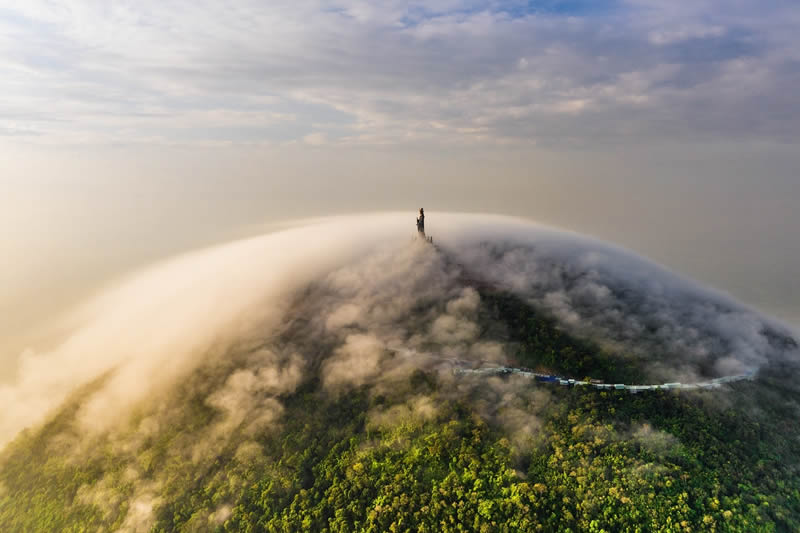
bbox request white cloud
[0,0,798,146]
[303,132,328,145]
[1,212,798,450]
[322,333,386,389]
[648,25,725,46]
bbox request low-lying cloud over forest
[2,213,800,531]
[2,213,797,449]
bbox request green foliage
[1,291,798,532]
[479,291,644,383]
[216,381,799,533]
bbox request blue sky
[0,0,798,148]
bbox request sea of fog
[1,212,798,448]
[3,196,799,376]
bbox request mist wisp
[2,212,798,452]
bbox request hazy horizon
[2,0,799,380]
[3,152,799,380]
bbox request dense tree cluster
[480,291,644,383]
[1,291,798,532]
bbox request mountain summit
[2,215,798,532]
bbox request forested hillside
[1,283,798,532]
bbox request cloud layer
[2,212,797,451]
[1,1,798,145]
[1,212,798,531]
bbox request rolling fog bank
[4,155,799,380]
[1,213,797,449]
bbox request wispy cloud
[0,1,797,146]
[3,213,798,448]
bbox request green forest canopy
[1,289,798,532]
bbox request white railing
[388,348,755,392]
[452,366,756,392]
